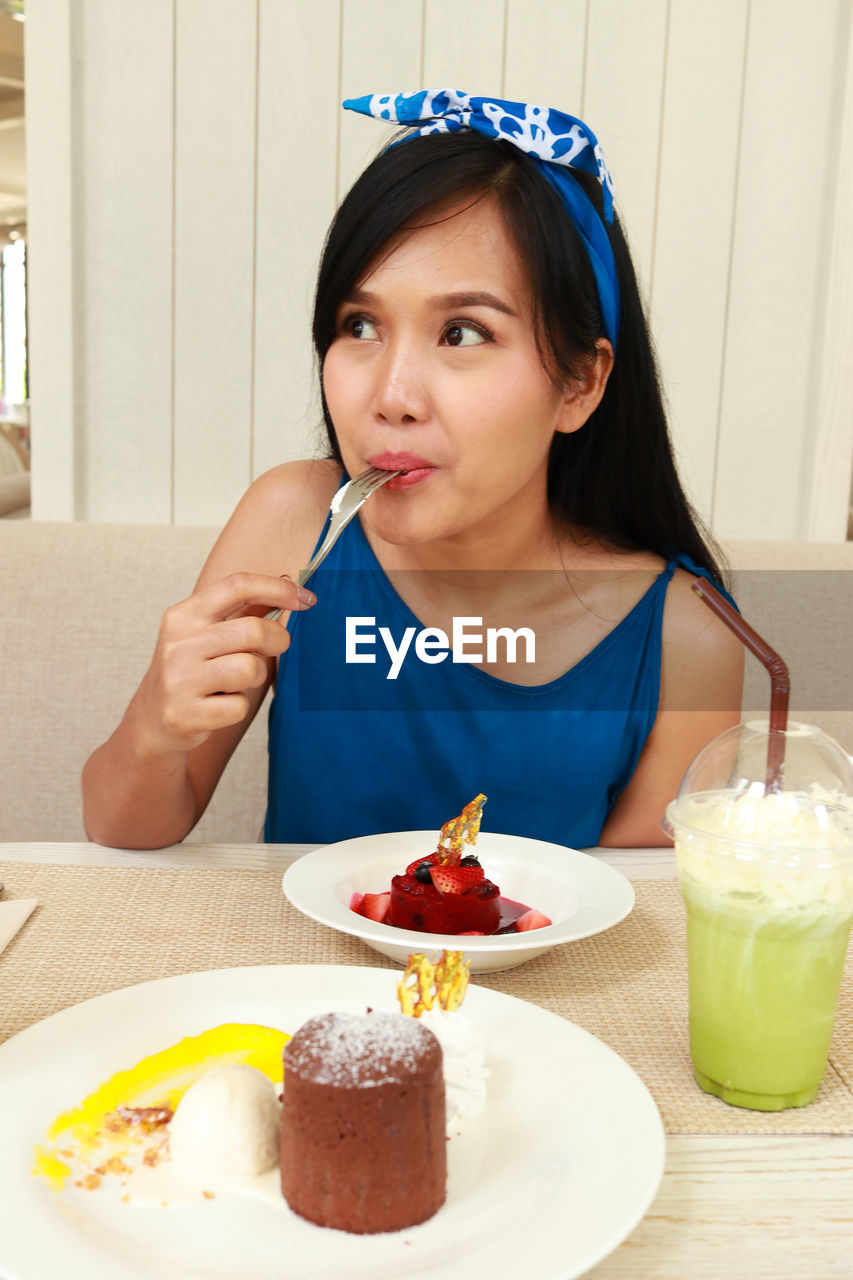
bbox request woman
[82,92,743,850]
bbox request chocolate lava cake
[280,1011,446,1234]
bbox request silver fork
[265,466,403,621]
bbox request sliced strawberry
[456,930,485,935]
[349,892,365,913]
[514,909,552,931]
[361,891,391,923]
[430,865,485,894]
[405,855,436,875]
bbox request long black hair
[312,129,725,582]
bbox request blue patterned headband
[343,89,620,348]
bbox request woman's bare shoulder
[197,458,340,586]
[661,567,733,642]
[660,568,744,705]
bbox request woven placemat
[1,862,850,1135]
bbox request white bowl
[283,830,634,973]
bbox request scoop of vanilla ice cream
[169,1063,280,1179]
[418,1007,489,1129]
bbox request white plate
[0,964,664,1280]
[283,831,635,972]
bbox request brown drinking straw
[690,579,791,790]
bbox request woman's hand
[82,459,338,849]
[132,572,315,759]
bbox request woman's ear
[555,340,615,435]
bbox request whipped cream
[674,786,853,849]
[418,1007,489,1130]
[670,788,853,914]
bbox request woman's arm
[598,570,745,847]
[81,460,338,849]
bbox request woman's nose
[371,343,430,426]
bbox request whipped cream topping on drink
[671,787,853,912]
[679,785,853,846]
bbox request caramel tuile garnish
[435,794,486,866]
[397,950,470,1017]
[397,955,435,1017]
[434,951,470,1012]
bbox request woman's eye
[442,322,490,348]
[343,315,378,340]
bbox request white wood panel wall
[26,0,853,539]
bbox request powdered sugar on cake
[283,1011,438,1088]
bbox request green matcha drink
[666,723,853,1111]
[677,858,852,1109]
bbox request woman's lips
[369,451,436,491]
[383,468,434,490]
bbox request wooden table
[1,841,851,1280]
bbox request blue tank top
[264,515,727,847]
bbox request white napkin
[0,899,38,955]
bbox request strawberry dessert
[390,852,501,934]
[350,796,552,936]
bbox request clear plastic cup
[664,721,853,1111]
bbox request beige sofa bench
[1,523,266,844]
[1,522,851,843]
